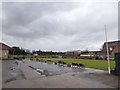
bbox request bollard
[36,58,39,61]
[20,58,22,60]
[30,58,33,61]
[67,64,71,67]
[54,62,57,65]
[58,61,62,64]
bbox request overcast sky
[2,1,118,52]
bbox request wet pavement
[2,59,118,88]
[2,60,25,84]
[23,59,85,77]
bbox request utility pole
[105,24,111,74]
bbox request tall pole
[13,48,14,59]
[105,24,111,74]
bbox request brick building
[0,43,11,59]
[62,51,97,59]
[62,40,120,60]
[99,40,120,60]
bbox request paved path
[2,60,118,88]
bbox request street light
[105,24,111,74]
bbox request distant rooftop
[0,42,12,50]
[103,40,120,47]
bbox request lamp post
[105,24,111,74]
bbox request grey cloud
[2,2,79,40]
[2,2,118,51]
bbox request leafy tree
[9,46,31,55]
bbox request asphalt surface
[2,59,118,88]
[2,60,25,84]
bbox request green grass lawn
[32,58,115,71]
[10,55,115,71]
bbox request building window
[4,52,7,56]
[110,47,113,51]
